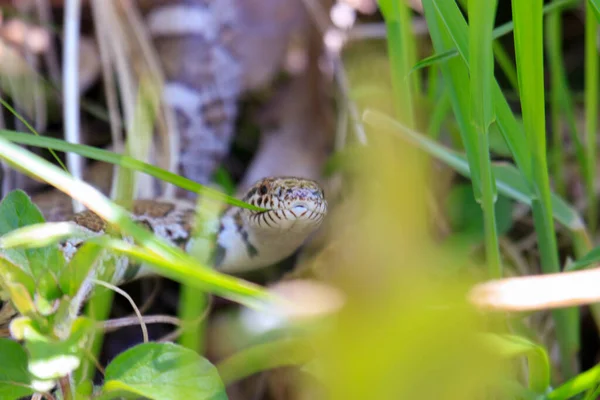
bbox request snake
[0,176,327,337]
[59,176,327,285]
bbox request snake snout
[291,203,308,214]
[290,199,326,216]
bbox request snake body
[59,176,327,285]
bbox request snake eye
[259,184,268,195]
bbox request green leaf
[479,333,550,393]
[58,242,103,298]
[0,338,35,399]
[102,342,227,400]
[0,255,36,296]
[25,317,94,380]
[446,184,513,240]
[217,338,313,385]
[0,222,86,250]
[0,190,65,283]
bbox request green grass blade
[468,0,501,278]
[412,0,578,76]
[362,109,585,232]
[0,129,264,211]
[0,97,68,172]
[426,0,531,179]
[589,0,600,21]
[547,363,600,399]
[426,90,451,139]
[511,0,578,378]
[178,197,221,354]
[379,0,418,126]
[545,8,588,223]
[421,0,482,197]
[546,9,567,196]
[492,41,519,94]
[0,136,273,308]
[585,0,599,233]
[410,50,459,75]
[565,246,600,272]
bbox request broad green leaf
[217,338,313,385]
[102,342,227,400]
[0,190,65,283]
[0,338,35,400]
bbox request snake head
[242,176,327,234]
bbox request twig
[91,279,148,343]
[58,375,73,400]
[101,314,180,332]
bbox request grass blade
[0,129,263,211]
[362,109,585,232]
[468,0,502,277]
[585,0,599,233]
[0,136,273,308]
[511,0,577,378]
[422,0,482,196]
[379,0,418,126]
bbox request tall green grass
[378,0,599,383]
